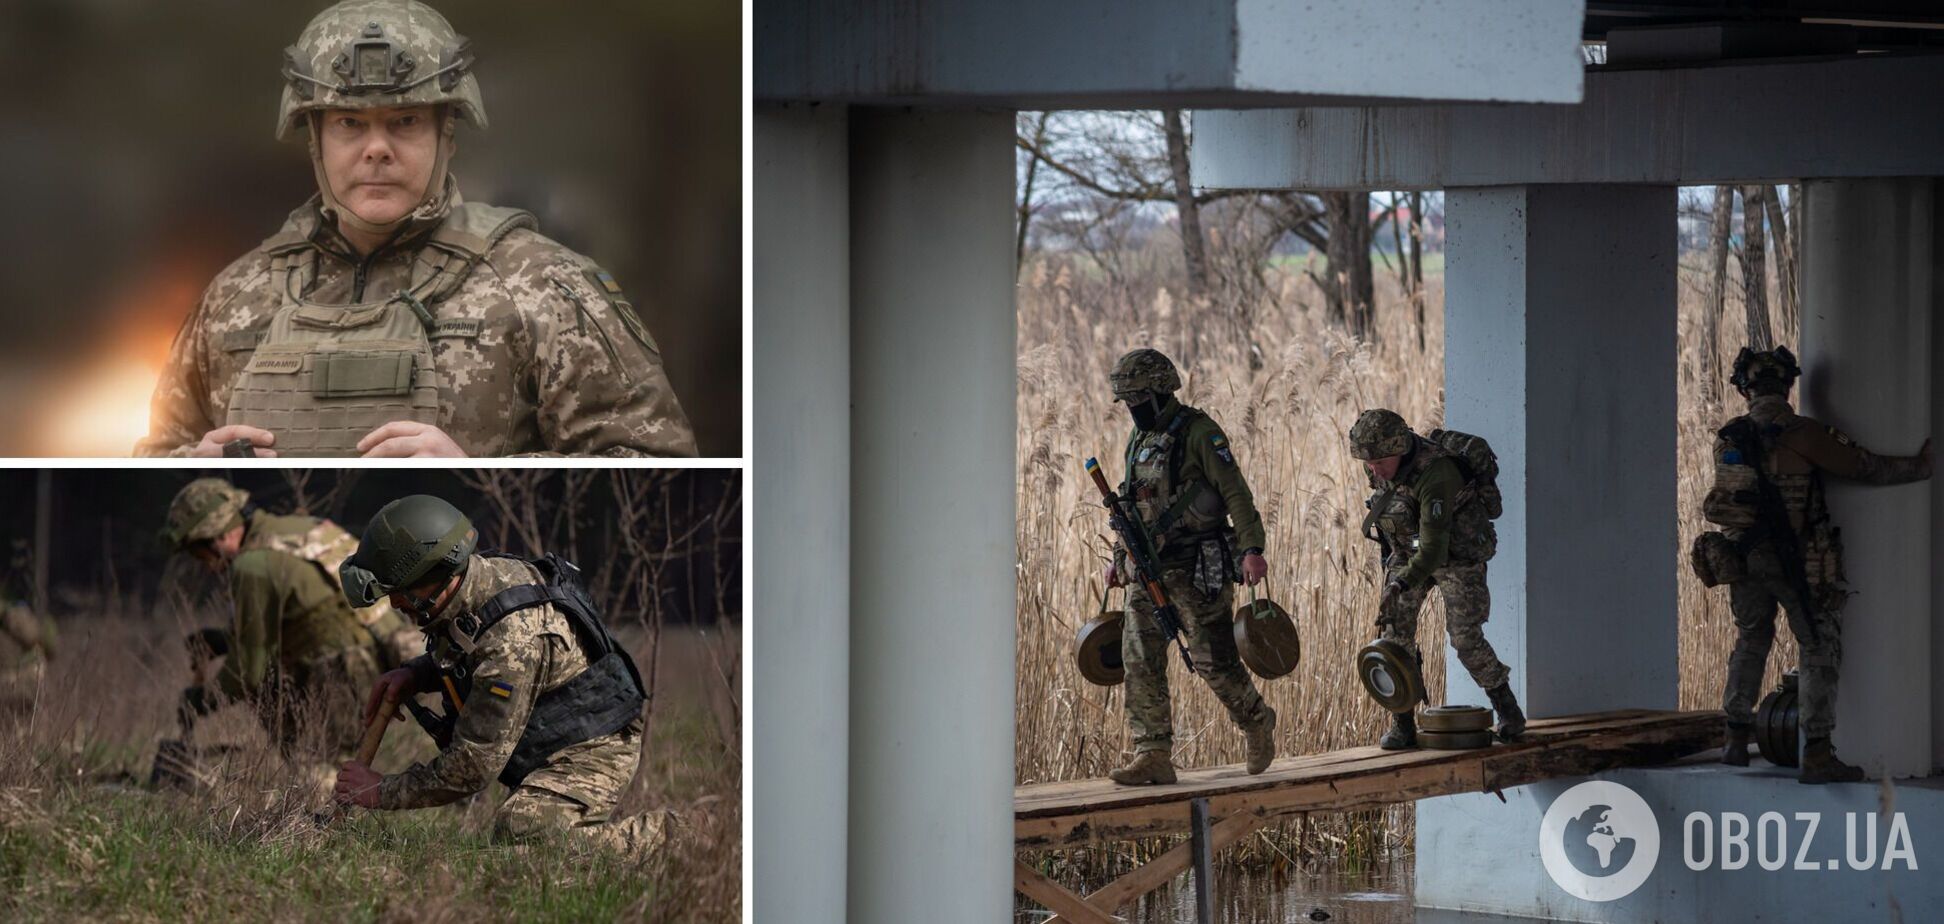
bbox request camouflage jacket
[219,510,377,698]
[1,600,55,668]
[136,192,696,458]
[379,555,597,810]
[1718,395,1932,539]
[1118,400,1267,562]
[1365,438,1496,588]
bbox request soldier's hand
[364,668,419,725]
[1240,551,1268,586]
[333,760,382,809]
[1104,562,1127,588]
[188,425,276,458]
[1378,577,1406,618]
[357,421,469,458]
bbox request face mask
[1128,395,1163,431]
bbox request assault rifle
[1085,456,1195,673]
[1721,419,1823,646]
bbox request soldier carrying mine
[1100,348,1277,786]
[1695,346,1932,783]
[1350,408,1524,749]
[137,0,695,459]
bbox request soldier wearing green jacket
[1352,409,1523,749]
[160,479,401,759]
[1103,348,1277,785]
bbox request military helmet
[159,479,251,550]
[1729,345,1801,393]
[276,0,487,142]
[1110,348,1181,399]
[1349,409,1414,461]
[339,495,477,607]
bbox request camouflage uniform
[135,0,694,459]
[1110,353,1271,757]
[1363,440,1508,693]
[379,555,665,852]
[163,479,394,757]
[1715,393,1931,740]
[0,600,55,689]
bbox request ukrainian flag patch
[487,680,515,699]
[1212,433,1235,464]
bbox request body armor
[223,202,535,455]
[1365,441,1497,564]
[1124,407,1229,563]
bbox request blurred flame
[35,358,165,457]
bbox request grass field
[1013,247,1795,881]
[0,615,740,923]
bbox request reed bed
[1014,246,1795,881]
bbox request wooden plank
[1043,810,1269,924]
[1014,859,1119,924]
[1016,710,1721,848]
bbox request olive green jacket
[1370,450,1466,590]
[1119,398,1267,559]
[217,511,375,699]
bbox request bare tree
[1762,184,1798,341]
[1321,192,1376,339]
[1704,186,1734,401]
[1740,185,1775,350]
[1160,109,1210,297]
[1015,111,1051,276]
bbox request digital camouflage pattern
[379,555,658,851]
[1116,398,1270,754]
[1363,433,1510,692]
[159,478,250,549]
[1123,561,1271,754]
[1349,408,1412,461]
[137,194,697,457]
[276,0,486,142]
[1716,394,1932,737]
[1110,348,1182,398]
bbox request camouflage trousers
[1381,560,1510,693]
[1123,561,1270,755]
[1724,546,1845,739]
[493,717,671,855]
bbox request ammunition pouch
[1689,531,1747,587]
[1189,528,1237,599]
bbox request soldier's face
[1364,455,1403,481]
[318,105,442,226]
[390,571,461,624]
[188,524,246,574]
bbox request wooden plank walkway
[1013,709,1721,923]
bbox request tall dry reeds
[1015,247,1797,870]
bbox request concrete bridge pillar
[1796,177,1936,779]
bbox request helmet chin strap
[309,109,457,240]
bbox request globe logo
[1539,780,1660,902]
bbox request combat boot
[1486,682,1526,741]
[1799,737,1865,785]
[1379,710,1417,750]
[1721,722,1752,767]
[1109,750,1178,786]
[1245,706,1278,775]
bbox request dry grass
[1014,246,1797,876]
[0,608,741,922]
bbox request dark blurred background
[0,0,742,456]
[0,468,742,630]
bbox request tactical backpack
[1424,428,1503,519]
[437,553,647,787]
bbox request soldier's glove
[177,685,218,731]
[1377,577,1408,626]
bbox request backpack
[1425,428,1503,520]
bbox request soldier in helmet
[332,495,667,853]
[160,478,407,764]
[1705,346,1931,783]
[1351,408,1523,748]
[1101,348,1277,785]
[137,0,695,459]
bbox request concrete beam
[753,103,853,924]
[847,109,1017,923]
[757,0,1585,108]
[1194,54,1944,190]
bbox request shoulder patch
[583,268,658,354]
[487,679,515,699]
[1211,432,1235,465]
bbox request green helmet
[276,0,487,142]
[159,479,251,550]
[1349,409,1413,460]
[1110,348,1181,399]
[1729,345,1801,395]
[339,495,477,608]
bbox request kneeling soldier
[1351,409,1523,748]
[1103,348,1276,785]
[331,495,667,851]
